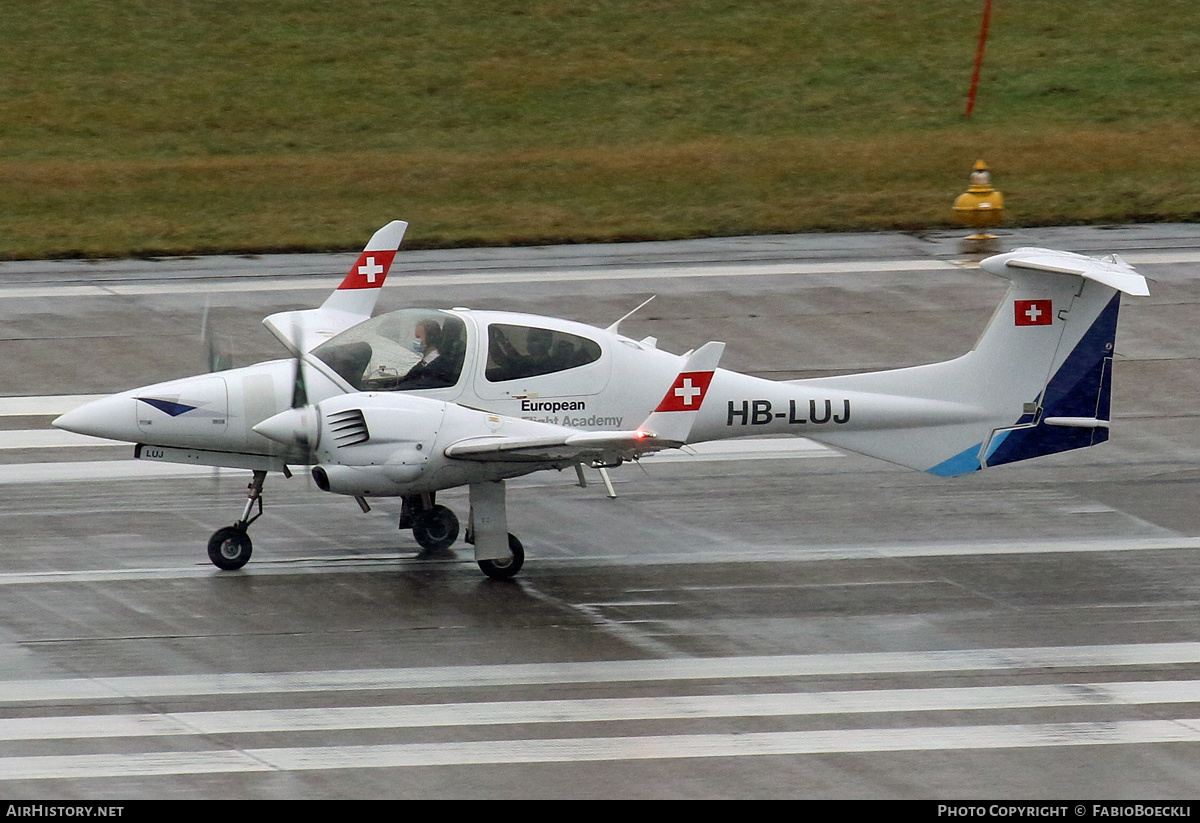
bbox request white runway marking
[2,643,1200,780]
[641,437,837,461]
[0,248,1195,303]
[0,429,123,449]
[6,719,1200,780]
[0,259,959,300]
[2,642,1199,703]
[1,680,1197,741]
[0,394,838,483]
[0,395,104,416]
[0,440,836,484]
[0,459,234,484]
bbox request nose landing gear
[206,470,266,570]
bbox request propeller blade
[289,316,308,409]
[282,315,317,467]
[292,357,308,409]
[200,300,233,372]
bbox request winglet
[263,220,408,354]
[637,341,725,444]
[321,220,409,315]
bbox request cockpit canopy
[312,309,466,392]
[312,308,608,394]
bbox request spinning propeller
[200,299,234,373]
[252,317,319,463]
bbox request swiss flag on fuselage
[338,250,398,290]
[1014,299,1053,326]
[655,371,715,412]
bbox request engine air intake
[327,408,369,447]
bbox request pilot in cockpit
[397,318,455,388]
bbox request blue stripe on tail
[928,292,1121,477]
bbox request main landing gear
[207,469,265,570]
[475,533,525,581]
[400,494,460,553]
[400,485,525,580]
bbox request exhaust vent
[327,408,369,447]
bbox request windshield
[312,309,466,391]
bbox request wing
[443,341,725,465]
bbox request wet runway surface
[0,226,1199,798]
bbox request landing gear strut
[468,481,525,580]
[207,469,266,570]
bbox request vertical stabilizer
[793,248,1147,475]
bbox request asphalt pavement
[0,224,1198,799]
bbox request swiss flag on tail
[1014,299,1053,326]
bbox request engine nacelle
[255,391,526,498]
[311,463,412,497]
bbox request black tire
[412,504,459,551]
[208,526,253,570]
[477,533,525,580]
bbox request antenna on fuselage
[605,295,656,334]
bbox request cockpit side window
[485,324,601,382]
[312,309,466,392]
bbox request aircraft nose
[52,394,137,442]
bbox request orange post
[965,0,993,117]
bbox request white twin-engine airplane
[54,220,1149,579]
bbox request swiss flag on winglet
[338,250,398,290]
[1014,299,1053,326]
[655,371,715,412]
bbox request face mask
[410,337,424,353]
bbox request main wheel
[477,533,524,580]
[208,526,253,570]
[412,504,460,551]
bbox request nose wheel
[208,525,253,570]
[207,470,265,571]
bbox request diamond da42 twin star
[53,221,1149,579]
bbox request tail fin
[799,248,1148,476]
[264,220,408,353]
